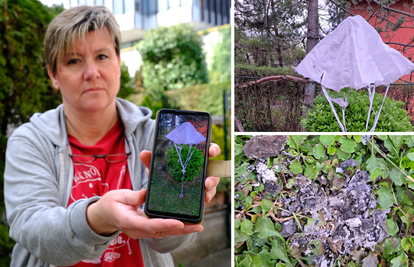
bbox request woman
[4,5,221,267]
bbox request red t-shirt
[66,119,144,267]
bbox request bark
[276,44,283,68]
[306,0,319,54]
[235,117,245,132]
[162,115,177,170]
[302,0,319,126]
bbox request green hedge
[167,145,204,182]
[302,89,413,132]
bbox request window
[125,0,134,13]
[135,0,140,12]
[169,0,180,8]
[143,0,156,15]
[113,0,123,14]
[158,0,168,11]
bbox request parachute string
[369,84,390,132]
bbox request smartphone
[144,109,212,224]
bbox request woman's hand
[139,143,221,203]
[86,189,202,239]
[86,144,221,239]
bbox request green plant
[209,26,231,84]
[301,89,413,132]
[234,135,414,266]
[117,61,134,100]
[166,145,204,182]
[137,23,208,92]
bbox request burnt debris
[243,135,287,160]
[287,170,389,266]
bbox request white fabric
[165,122,206,145]
[294,15,414,91]
[166,122,206,197]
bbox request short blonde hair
[44,5,121,73]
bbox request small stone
[243,135,287,159]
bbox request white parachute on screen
[165,122,206,198]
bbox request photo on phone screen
[145,110,211,222]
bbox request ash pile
[282,170,389,266]
[242,135,288,194]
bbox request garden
[147,143,205,216]
[235,135,414,266]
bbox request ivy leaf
[370,167,382,182]
[383,237,402,260]
[271,237,294,267]
[389,135,403,154]
[401,190,414,205]
[257,250,275,267]
[235,218,241,229]
[241,219,254,235]
[340,137,357,153]
[336,148,351,160]
[401,238,410,251]
[400,207,414,233]
[353,135,362,143]
[254,217,278,239]
[320,135,335,146]
[366,154,379,172]
[377,186,395,209]
[390,252,408,267]
[407,152,414,161]
[390,168,406,186]
[313,144,325,159]
[384,137,399,157]
[289,159,303,174]
[261,199,273,214]
[235,229,249,243]
[327,146,336,155]
[387,219,399,236]
[238,254,261,267]
[304,163,319,180]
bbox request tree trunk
[306,0,319,54]
[162,115,177,170]
[276,44,283,68]
[302,0,319,130]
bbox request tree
[118,61,134,100]
[235,0,307,68]
[137,23,209,116]
[0,0,64,138]
[0,2,135,264]
[0,1,64,264]
[209,26,231,84]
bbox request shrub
[166,145,204,182]
[301,89,413,132]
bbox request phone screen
[145,109,211,222]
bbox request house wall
[349,0,414,81]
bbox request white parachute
[294,15,414,132]
[165,122,206,198]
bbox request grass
[148,156,204,216]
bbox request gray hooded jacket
[4,98,195,267]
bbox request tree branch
[236,75,309,88]
[386,41,414,48]
[372,0,414,18]
[327,0,355,16]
